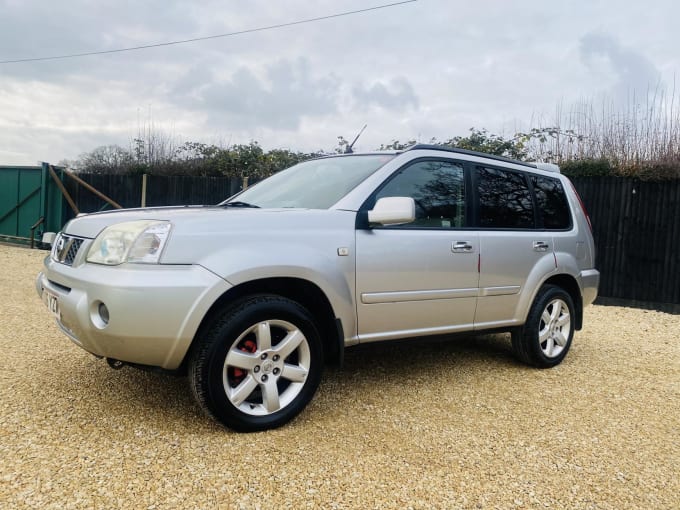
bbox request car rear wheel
[512,285,575,368]
[189,295,323,432]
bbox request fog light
[98,303,110,324]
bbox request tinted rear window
[476,166,534,229]
[532,175,571,229]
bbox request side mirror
[367,197,415,225]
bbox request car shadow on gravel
[341,332,517,373]
[323,333,519,390]
[46,333,518,432]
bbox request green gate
[0,164,66,246]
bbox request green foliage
[73,140,318,177]
[264,148,318,174]
[67,145,133,173]
[560,158,680,180]
[618,160,680,181]
[560,159,613,178]
[376,129,529,160]
[69,125,680,181]
[441,128,529,160]
[378,139,418,151]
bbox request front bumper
[36,257,231,369]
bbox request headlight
[86,220,171,265]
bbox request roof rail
[404,144,537,169]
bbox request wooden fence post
[141,174,148,207]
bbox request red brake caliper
[231,339,257,383]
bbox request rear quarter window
[531,175,571,230]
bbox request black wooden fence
[64,174,251,212]
[61,173,680,308]
[571,177,680,307]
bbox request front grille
[53,234,84,266]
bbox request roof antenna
[344,124,367,154]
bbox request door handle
[533,241,550,252]
[452,241,473,253]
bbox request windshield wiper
[222,201,260,208]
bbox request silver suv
[37,145,599,431]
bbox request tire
[512,285,575,368]
[189,295,323,432]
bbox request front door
[355,159,479,341]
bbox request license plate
[43,289,60,319]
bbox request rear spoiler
[534,162,561,173]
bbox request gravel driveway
[1,243,678,509]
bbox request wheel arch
[184,277,344,371]
[542,274,583,329]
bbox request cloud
[579,33,661,98]
[173,58,341,130]
[352,77,418,110]
[1,1,679,164]
[0,0,204,82]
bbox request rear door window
[475,166,534,229]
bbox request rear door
[473,165,556,327]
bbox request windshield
[221,154,395,209]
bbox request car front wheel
[512,285,575,368]
[189,295,323,432]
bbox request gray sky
[1,0,677,165]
